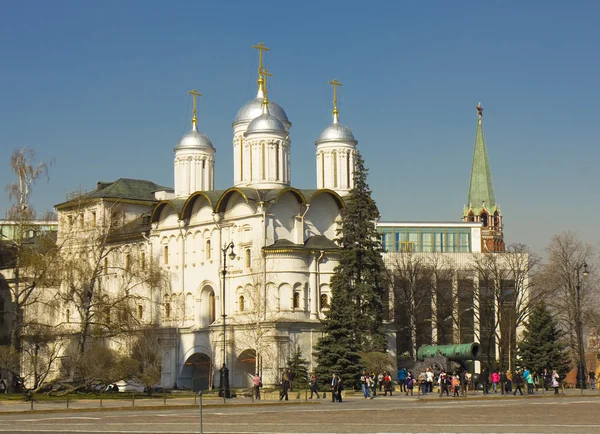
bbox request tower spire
[187,89,202,129]
[464,102,504,252]
[328,79,342,123]
[252,42,270,98]
[467,102,495,212]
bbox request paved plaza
[1,392,600,433]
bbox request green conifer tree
[286,346,310,390]
[314,151,388,389]
[518,301,571,378]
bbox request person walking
[439,370,449,396]
[253,373,262,400]
[378,373,384,392]
[462,371,471,396]
[589,370,596,390]
[481,367,490,395]
[398,368,408,393]
[335,375,344,402]
[405,371,415,396]
[513,370,524,395]
[371,372,378,397]
[309,374,320,399]
[541,369,551,391]
[279,369,290,401]
[551,370,560,395]
[523,368,534,394]
[452,375,461,397]
[360,371,371,399]
[491,370,500,393]
[426,368,434,393]
[418,371,427,395]
[330,373,338,402]
[504,370,513,394]
[384,372,393,396]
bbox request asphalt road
[2,396,600,433]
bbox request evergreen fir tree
[518,301,571,378]
[314,151,388,389]
[286,346,310,390]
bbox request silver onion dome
[246,112,285,134]
[234,97,290,127]
[316,122,357,144]
[174,126,215,151]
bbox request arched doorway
[234,349,257,388]
[180,353,211,392]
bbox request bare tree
[471,244,541,369]
[129,328,163,394]
[539,232,596,366]
[2,148,56,390]
[391,253,456,360]
[58,200,169,360]
[21,323,66,392]
[233,252,280,378]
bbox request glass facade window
[380,228,393,252]
[377,226,472,253]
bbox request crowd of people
[251,365,569,401]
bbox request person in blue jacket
[398,368,408,393]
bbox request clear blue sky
[1,0,599,255]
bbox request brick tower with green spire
[462,103,504,252]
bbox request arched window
[185,293,194,319]
[245,248,251,268]
[165,302,171,319]
[320,294,329,310]
[480,213,489,227]
[293,292,300,309]
[141,252,146,270]
[275,143,280,181]
[467,212,475,222]
[125,254,131,272]
[209,291,216,324]
[65,308,70,323]
[103,258,108,274]
[239,295,245,312]
[239,137,244,181]
[137,305,143,320]
[163,245,169,265]
[261,142,266,179]
[494,212,500,228]
[205,240,211,260]
[332,151,338,188]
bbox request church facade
[37,44,515,391]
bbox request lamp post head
[583,262,589,277]
[229,251,236,261]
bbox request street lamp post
[576,262,589,390]
[219,241,236,401]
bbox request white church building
[53,45,382,391]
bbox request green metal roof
[467,118,496,214]
[56,178,172,208]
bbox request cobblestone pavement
[1,394,600,433]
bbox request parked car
[114,380,145,393]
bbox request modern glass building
[376,222,483,254]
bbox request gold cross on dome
[252,42,270,75]
[262,69,273,106]
[328,79,343,117]
[187,89,202,125]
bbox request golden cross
[328,79,343,117]
[188,89,202,125]
[477,102,483,118]
[252,42,270,75]
[262,69,273,103]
